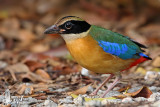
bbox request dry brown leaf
[4,63,50,83]
[35,69,51,80]
[0,50,13,60]
[5,63,31,81]
[21,72,52,83]
[5,63,30,73]
[113,94,127,99]
[59,66,80,75]
[35,96,47,100]
[52,63,81,76]
[32,84,54,92]
[30,43,49,53]
[16,84,27,95]
[0,104,11,107]
[18,29,36,46]
[21,74,37,82]
[25,53,52,61]
[16,84,34,95]
[124,86,152,98]
[118,85,131,92]
[147,0,160,8]
[24,60,46,72]
[68,84,91,95]
[34,88,49,92]
[47,58,61,67]
[31,83,61,90]
[22,93,46,98]
[135,67,147,75]
[152,56,160,67]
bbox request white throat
[60,30,89,42]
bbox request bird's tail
[121,53,151,72]
[139,53,152,60]
[130,53,151,68]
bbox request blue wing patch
[98,41,140,59]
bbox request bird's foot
[100,74,122,98]
[89,91,98,96]
[101,93,106,98]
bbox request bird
[44,16,151,98]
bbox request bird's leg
[90,74,114,96]
[101,74,122,98]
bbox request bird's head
[44,16,91,41]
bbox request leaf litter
[0,0,160,107]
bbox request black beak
[44,25,60,34]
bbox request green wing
[89,25,147,59]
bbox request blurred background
[0,0,160,54]
[0,0,160,105]
[0,0,160,82]
[0,0,160,85]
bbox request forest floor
[0,0,160,106]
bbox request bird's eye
[65,22,72,29]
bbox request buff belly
[66,35,136,74]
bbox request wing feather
[89,25,146,59]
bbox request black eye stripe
[59,20,91,34]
